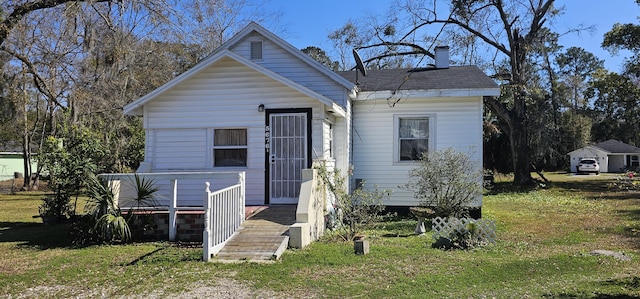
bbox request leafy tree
[602,11,640,77]
[37,121,110,222]
[556,47,605,110]
[328,18,424,70]
[589,1,640,146]
[328,21,369,70]
[587,70,640,146]
[301,46,340,71]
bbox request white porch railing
[203,172,245,261]
[101,171,245,247]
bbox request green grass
[1,173,639,298]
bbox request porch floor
[215,205,297,262]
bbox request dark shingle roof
[336,66,498,92]
[593,139,640,153]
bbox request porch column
[169,179,178,241]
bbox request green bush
[433,221,482,250]
[403,148,483,218]
[38,193,73,223]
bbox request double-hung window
[213,129,247,167]
[396,116,431,162]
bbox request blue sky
[265,1,640,72]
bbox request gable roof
[593,139,640,154]
[337,66,500,95]
[124,49,346,117]
[123,22,354,116]
[567,145,609,156]
[225,22,355,90]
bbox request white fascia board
[352,88,501,101]
[330,103,346,118]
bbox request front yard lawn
[0,173,639,298]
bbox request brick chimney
[434,46,449,69]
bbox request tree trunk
[20,86,31,189]
[510,119,532,185]
[510,32,534,186]
[22,133,31,189]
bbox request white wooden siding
[142,57,346,205]
[152,129,208,170]
[229,33,349,108]
[352,97,483,206]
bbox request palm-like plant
[85,174,131,243]
[124,174,161,239]
[126,174,161,217]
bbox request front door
[267,111,310,204]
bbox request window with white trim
[213,129,247,167]
[396,116,432,162]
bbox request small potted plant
[38,194,71,225]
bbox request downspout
[347,87,358,194]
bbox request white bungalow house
[123,22,500,217]
[568,139,640,173]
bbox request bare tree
[358,0,559,186]
[1,0,280,181]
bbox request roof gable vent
[250,41,263,60]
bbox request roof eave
[567,145,611,155]
[352,87,501,100]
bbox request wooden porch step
[214,205,296,262]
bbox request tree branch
[0,46,68,111]
[0,0,111,47]
[484,95,512,131]
[358,41,431,55]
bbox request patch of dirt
[13,279,294,299]
[0,179,48,194]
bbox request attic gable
[219,22,354,90]
[123,22,355,116]
[124,50,346,117]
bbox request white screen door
[269,113,307,204]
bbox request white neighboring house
[568,139,640,173]
[123,22,500,215]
